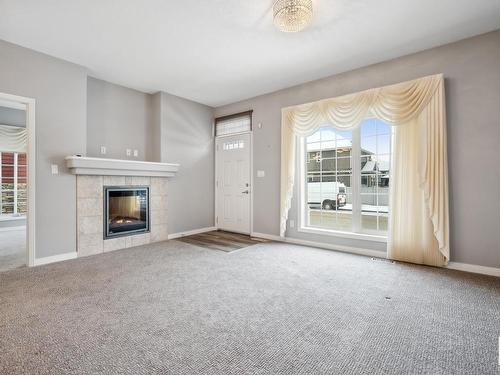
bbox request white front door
[216,133,251,234]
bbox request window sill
[297,225,387,243]
[0,214,26,222]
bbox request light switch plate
[133,149,138,157]
[100,146,106,155]
[257,170,265,178]
[126,149,132,156]
[51,164,59,175]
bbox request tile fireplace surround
[76,176,168,257]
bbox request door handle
[242,190,249,194]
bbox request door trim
[214,131,253,235]
[0,92,36,267]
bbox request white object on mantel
[65,156,179,177]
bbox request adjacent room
[0,101,27,272]
[0,1,499,374]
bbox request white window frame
[297,125,390,243]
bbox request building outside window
[301,118,391,237]
[0,152,27,216]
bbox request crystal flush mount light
[273,0,314,33]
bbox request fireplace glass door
[105,187,149,238]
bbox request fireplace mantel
[65,156,179,177]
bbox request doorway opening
[0,93,35,271]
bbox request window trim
[297,225,388,243]
[214,110,253,124]
[298,125,391,242]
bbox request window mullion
[351,127,361,232]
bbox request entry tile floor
[176,230,268,252]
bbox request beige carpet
[0,239,499,374]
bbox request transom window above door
[300,118,392,239]
[215,110,252,137]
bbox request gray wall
[215,30,500,267]
[160,92,215,234]
[0,39,87,259]
[150,92,162,162]
[87,84,215,235]
[0,39,215,259]
[0,106,25,127]
[87,77,155,161]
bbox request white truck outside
[307,181,347,210]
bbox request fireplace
[104,186,150,239]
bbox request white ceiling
[1,1,500,107]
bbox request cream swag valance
[0,124,27,153]
[280,74,449,266]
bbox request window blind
[215,110,252,137]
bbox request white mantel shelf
[65,156,179,177]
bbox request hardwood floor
[176,230,268,252]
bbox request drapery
[280,74,449,266]
[0,124,27,153]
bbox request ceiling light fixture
[273,0,313,33]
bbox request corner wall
[214,30,500,268]
[88,85,215,236]
[160,92,215,235]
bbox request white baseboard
[251,232,500,277]
[168,226,217,240]
[446,262,500,277]
[251,232,385,258]
[34,252,78,266]
[250,232,282,241]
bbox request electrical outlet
[100,146,106,155]
[133,149,138,157]
[51,164,59,175]
[257,170,265,178]
[126,149,132,156]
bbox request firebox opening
[104,187,149,239]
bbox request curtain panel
[280,74,449,266]
[0,124,27,153]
